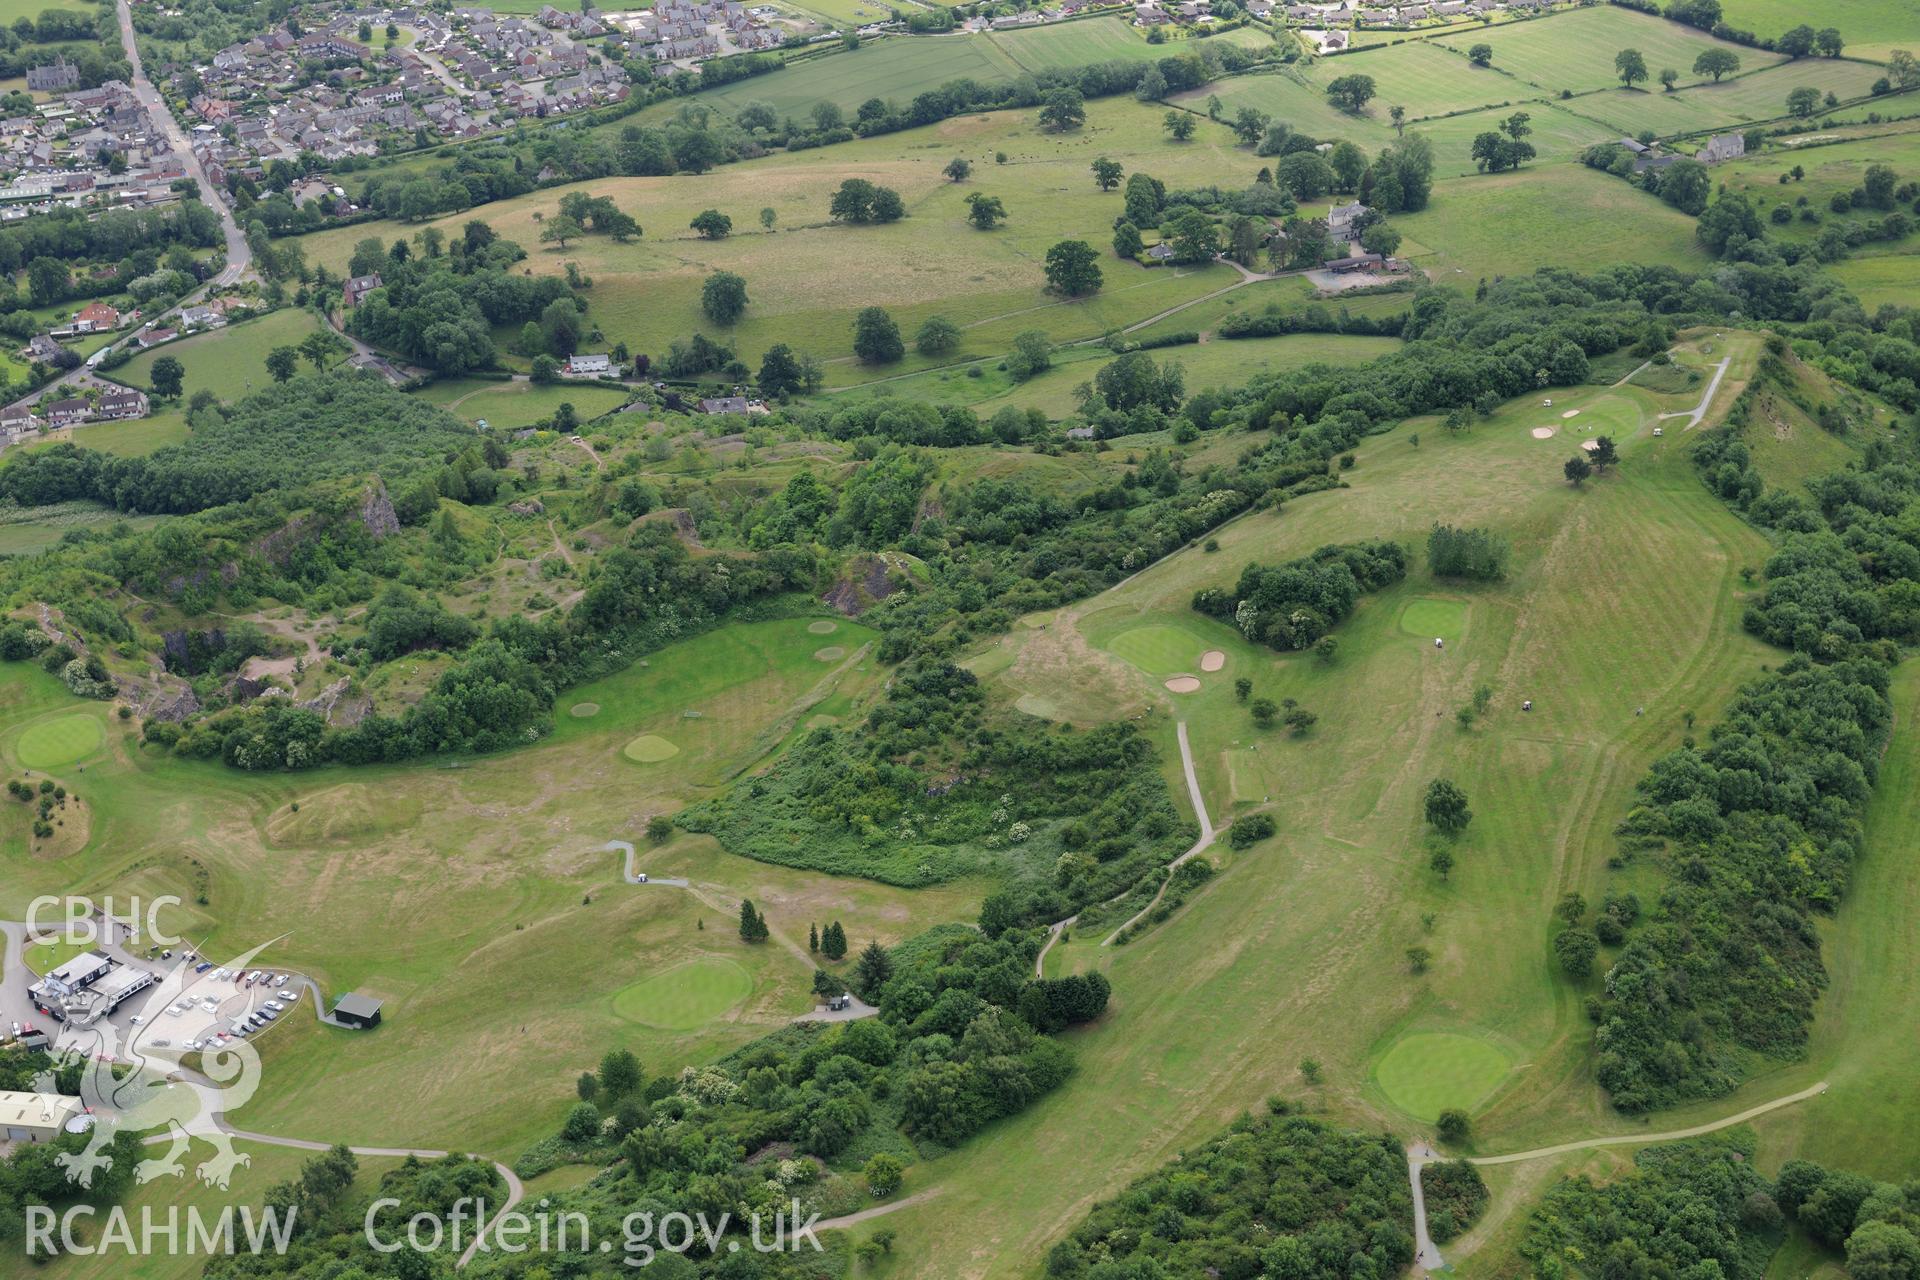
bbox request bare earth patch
[1164,676,1202,694]
[1199,650,1226,672]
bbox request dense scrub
[1421,1160,1490,1244]
[1043,1103,1415,1280]
[680,660,1189,918]
[1586,346,1918,1113]
[1192,540,1407,650]
[1522,1134,1779,1280]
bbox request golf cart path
[1408,1080,1828,1272]
[1035,721,1220,974]
[602,841,875,1021]
[1658,356,1732,431]
[815,1187,942,1231]
[1100,722,1218,946]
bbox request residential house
[0,406,42,434]
[1695,132,1745,164]
[564,352,611,375]
[697,395,753,414]
[23,334,61,362]
[343,273,383,307]
[97,388,149,419]
[134,326,176,348]
[74,301,120,332]
[44,398,89,427]
[1328,200,1371,243]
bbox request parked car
[195,962,213,974]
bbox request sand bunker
[813,646,846,662]
[1581,438,1600,451]
[569,702,600,718]
[1199,650,1226,672]
[622,734,681,763]
[1164,676,1202,694]
[1562,409,1581,419]
[806,620,838,635]
[1531,427,1556,439]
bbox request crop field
[855,332,1845,1275]
[1433,5,1783,97]
[116,308,328,403]
[0,619,982,1155]
[1717,0,1917,62]
[304,102,1273,384]
[1391,164,1712,281]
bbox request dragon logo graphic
[36,936,280,1191]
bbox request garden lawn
[116,309,327,403]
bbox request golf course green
[1398,598,1469,645]
[1374,1031,1514,1121]
[1105,622,1210,676]
[611,957,754,1030]
[15,713,104,769]
[622,734,681,763]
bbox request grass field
[1399,597,1469,644]
[637,36,1026,120]
[1373,1030,1516,1122]
[1392,165,1712,281]
[611,956,756,1030]
[1105,620,1219,677]
[117,309,327,403]
[1831,251,1920,310]
[0,618,982,1157]
[1716,0,1917,62]
[1170,67,1399,152]
[1434,6,1783,97]
[851,331,1802,1275]
[0,499,169,556]
[417,378,632,429]
[0,0,95,21]
[29,411,190,458]
[1710,129,1920,249]
[836,332,1403,419]
[302,101,1274,384]
[1414,102,1617,172]
[1305,39,1522,119]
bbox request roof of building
[44,949,111,982]
[0,1090,83,1131]
[333,991,383,1019]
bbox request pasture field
[1716,0,1917,62]
[632,36,1025,121]
[29,411,190,458]
[0,498,169,556]
[1710,129,1920,245]
[1392,164,1712,281]
[417,377,632,429]
[0,0,94,21]
[1433,5,1783,96]
[1170,66,1400,149]
[116,308,328,403]
[1831,250,1920,310]
[826,332,1403,417]
[1303,39,1520,119]
[0,618,983,1156]
[1414,101,1616,172]
[1647,57,1895,128]
[989,15,1182,69]
[304,101,1271,383]
[1565,83,1762,137]
[857,332,1809,1276]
